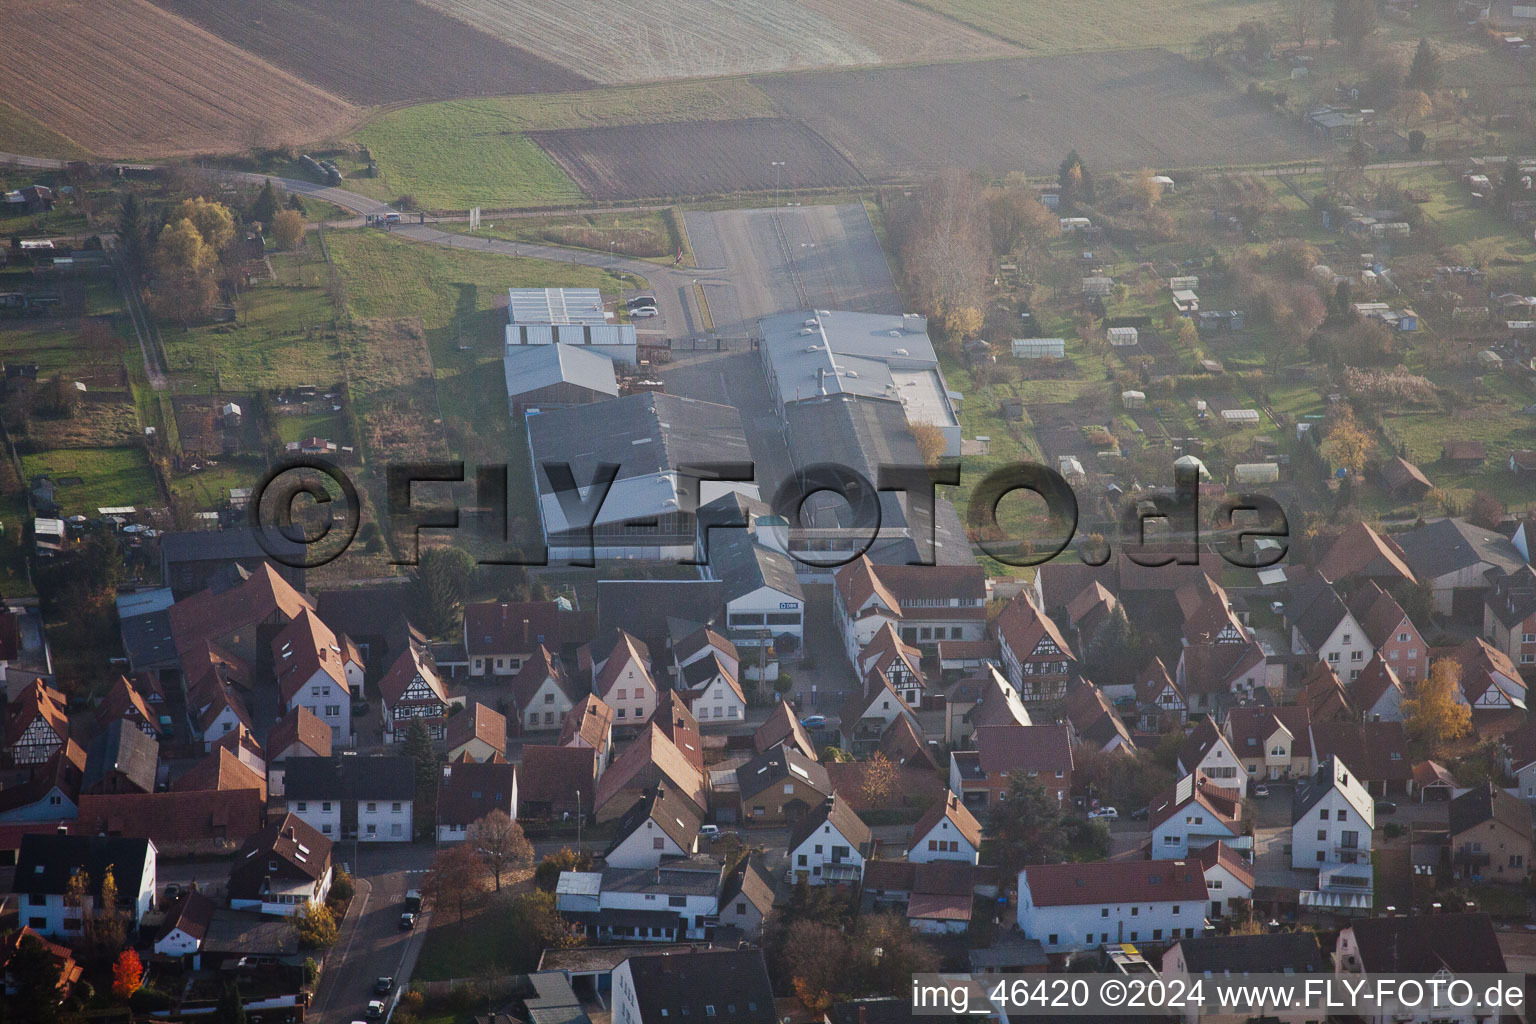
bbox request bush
[129,987,175,1012]
[1408,129,1426,153]
[303,958,318,987]
[330,869,355,902]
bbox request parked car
[1129,806,1149,820]
[698,824,720,838]
[1088,807,1118,820]
[374,978,393,996]
[625,295,658,310]
[629,305,660,318]
[1375,800,1398,816]
[399,912,416,930]
[366,1001,385,1020]
[799,714,826,729]
[162,883,181,903]
[1252,783,1270,798]
[404,890,422,913]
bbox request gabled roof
[719,854,775,917]
[1021,858,1207,907]
[737,743,831,802]
[1380,455,1432,496]
[83,718,159,794]
[436,760,517,827]
[271,609,347,705]
[593,630,654,698]
[284,755,414,802]
[655,690,703,773]
[377,642,447,712]
[1448,781,1533,838]
[674,626,739,667]
[1484,565,1536,630]
[1287,576,1355,652]
[183,642,253,734]
[1345,913,1506,973]
[964,666,1032,730]
[789,793,872,853]
[171,746,267,801]
[77,788,264,853]
[994,592,1075,665]
[594,723,706,813]
[1148,773,1241,833]
[680,652,745,706]
[752,703,817,761]
[1175,574,1245,645]
[1291,755,1372,824]
[834,556,986,618]
[1195,840,1254,890]
[210,723,265,770]
[95,675,156,734]
[1176,715,1235,775]
[972,724,1073,777]
[1317,522,1416,586]
[1412,759,1456,788]
[1175,931,1324,973]
[603,778,702,856]
[910,792,982,851]
[1395,517,1526,581]
[1348,580,1416,649]
[157,891,215,944]
[447,702,507,759]
[858,622,923,683]
[838,667,913,733]
[14,834,152,896]
[510,645,583,712]
[1311,721,1411,783]
[878,713,937,770]
[707,527,804,606]
[557,695,612,752]
[1065,580,1119,635]
[5,679,68,749]
[267,705,332,760]
[235,813,332,883]
[1349,653,1404,713]
[0,739,84,816]
[1299,661,1352,722]
[1135,657,1182,706]
[1178,640,1266,695]
[1440,638,1524,705]
[1225,705,1312,759]
[517,744,596,810]
[1063,682,1135,752]
[168,562,315,662]
[619,948,776,1024]
[462,601,594,658]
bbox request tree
[118,193,146,267]
[1332,0,1377,51]
[412,545,476,638]
[111,948,143,1000]
[271,209,305,251]
[423,843,487,922]
[781,921,851,1011]
[1397,89,1432,129]
[1323,410,1373,475]
[1469,491,1503,530]
[293,901,339,949]
[854,913,938,995]
[1403,659,1472,754]
[1082,609,1142,688]
[987,186,1058,259]
[216,982,247,1024]
[1405,38,1441,90]
[1291,0,1319,47]
[535,848,592,891]
[171,197,236,252]
[858,751,899,805]
[466,810,533,892]
[404,718,440,829]
[900,169,989,322]
[1133,167,1164,209]
[252,178,280,228]
[515,890,584,950]
[987,776,1068,879]
[156,218,213,276]
[11,934,61,1024]
[943,305,983,340]
[908,421,948,467]
[1059,149,1094,203]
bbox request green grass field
[907,0,1285,52]
[20,447,158,514]
[160,275,344,392]
[350,79,777,210]
[0,99,90,161]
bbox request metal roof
[507,287,608,325]
[504,343,619,399]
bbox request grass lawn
[449,209,680,262]
[412,889,546,982]
[0,99,90,161]
[20,447,158,514]
[350,79,776,210]
[907,0,1285,52]
[160,277,344,393]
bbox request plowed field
[0,0,359,157]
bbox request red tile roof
[462,601,593,658]
[1225,706,1312,759]
[95,675,157,735]
[267,705,331,760]
[907,892,972,922]
[517,744,596,813]
[1195,840,1254,890]
[994,593,1076,666]
[168,562,315,663]
[510,645,582,713]
[1317,522,1416,586]
[377,642,447,714]
[436,760,516,827]
[834,556,986,619]
[76,788,263,855]
[271,609,348,705]
[447,702,507,759]
[594,722,705,814]
[5,679,68,750]
[1022,858,1208,907]
[911,792,982,850]
[557,695,611,753]
[171,746,267,802]
[753,703,817,761]
[972,724,1073,777]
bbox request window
[1101,907,1109,918]
[929,840,938,850]
[616,708,626,719]
[367,802,377,813]
[815,845,823,854]
[654,838,665,850]
[1164,836,1179,846]
[784,784,794,795]
[1131,906,1139,916]
[392,824,402,836]
[392,802,402,812]
[1153,929,1163,940]
[322,824,332,834]
[326,704,341,716]
[1350,651,1363,662]
[1210,879,1222,890]
[1317,829,1328,841]
[797,855,807,866]
[297,802,308,812]
[1327,652,1339,663]
[322,802,332,812]
[1397,632,1409,642]
[1048,934,1058,945]
[737,901,747,914]
[1342,634,1352,645]
[1319,809,1328,820]
[367,824,377,835]
[1172,905,1180,915]
[669,896,686,908]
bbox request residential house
[601,780,702,868]
[511,645,583,734]
[1017,859,1208,953]
[153,891,215,962]
[0,739,84,822]
[1448,783,1531,883]
[1483,564,1536,670]
[678,653,746,725]
[0,926,83,1001]
[557,694,613,770]
[210,724,266,777]
[591,631,660,727]
[182,644,253,750]
[1300,661,1354,723]
[1225,706,1313,781]
[1317,522,1418,589]
[437,760,518,842]
[789,794,872,887]
[578,856,724,942]
[737,743,833,823]
[167,562,314,668]
[463,600,593,678]
[956,665,1032,743]
[266,706,331,799]
[171,744,267,803]
[271,610,357,746]
[594,723,706,823]
[949,724,1073,810]
[752,703,817,762]
[1350,580,1427,682]
[228,814,332,917]
[1287,576,1369,681]
[378,640,456,743]
[1133,657,1186,732]
[1194,840,1254,919]
[1336,913,1506,1024]
[993,592,1077,703]
[1350,655,1406,723]
[76,788,264,857]
[82,719,158,796]
[1291,756,1374,870]
[1395,517,1527,617]
[671,626,739,684]
[95,675,161,738]
[1174,716,1244,785]
[693,494,805,653]
[13,834,155,938]
[1063,683,1135,755]
[717,855,775,941]
[1311,721,1413,796]
[908,792,982,864]
[832,556,987,663]
[517,744,596,820]
[837,669,919,756]
[283,755,415,842]
[1176,638,1268,715]
[1163,932,1326,1023]
[654,690,704,774]
[904,860,979,935]
[1149,774,1246,859]
[446,702,507,764]
[1440,638,1527,712]
[610,947,776,1024]
[856,624,926,706]
[6,679,68,766]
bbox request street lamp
[575,788,583,852]
[771,161,785,208]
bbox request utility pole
[771,161,785,210]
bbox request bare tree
[1291,0,1318,48]
[466,809,534,892]
[901,169,990,323]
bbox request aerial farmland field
[148,0,595,105]
[904,0,1288,53]
[527,119,865,200]
[0,0,358,157]
[416,0,1016,84]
